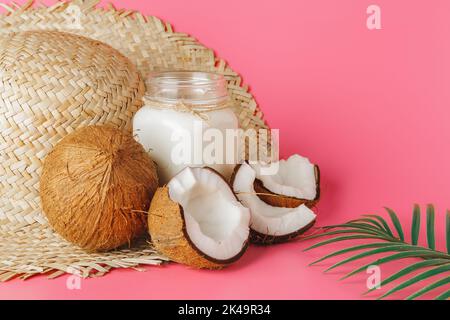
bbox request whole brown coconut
[40,126,158,252]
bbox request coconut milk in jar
[133,71,239,184]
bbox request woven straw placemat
[0,0,268,281]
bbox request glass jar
[133,71,239,185]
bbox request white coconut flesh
[252,154,317,200]
[168,167,250,261]
[233,163,316,236]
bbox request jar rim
[146,71,229,104]
[148,71,226,87]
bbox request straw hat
[0,0,268,280]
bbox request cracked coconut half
[148,167,250,269]
[232,155,319,244]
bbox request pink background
[1,0,450,299]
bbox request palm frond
[406,276,450,300]
[435,289,450,300]
[411,204,420,245]
[304,205,450,300]
[385,207,404,241]
[447,210,450,254]
[364,259,448,296]
[324,245,426,273]
[378,264,450,299]
[309,242,400,266]
[361,214,395,237]
[341,250,448,280]
[427,204,436,250]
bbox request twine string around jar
[144,95,233,122]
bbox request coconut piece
[232,162,317,244]
[40,126,158,252]
[252,154,320,208]
[148,167,250,269]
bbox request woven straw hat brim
[0,0,268,281]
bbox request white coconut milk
[133,71,239,184]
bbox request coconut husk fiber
[40,126,159,252]
[0,0,269,280]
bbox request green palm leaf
[309,242,401,266]
[406,276,450,300]
[447,210,450,254]
[435,290,450,300]
[378,263,450,299]
[323,222,388,235]
[361,214,395,237]
[411,204,420,245]
[303,226,386,240]
[427,204,435,250]
[385,207,404,241]
[304,204,450,300]
[324,245,429,273]
[364,259,449,295]
[303,223,391,242]
[348,218,385,230]
[303,234,392,252]
[341,251,448,280]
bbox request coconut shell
[148,187,247,269]
[231,163,320,209]
[40,125,158,252]
[250,219,316,245]
[253,165,321,209]
[231,163,319,245]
